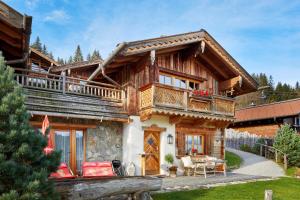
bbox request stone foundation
[86,121,123,162]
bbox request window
[159,74,172,85]
[188,81,200,90]
[185,135,204,154]
[174,78,186,89]
[54,129,85,175]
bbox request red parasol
[42,115,54,154]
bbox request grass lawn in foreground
[225,150,242,169]
[153,178,300,200]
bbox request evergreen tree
[73,45,83,62]
[0,55,61,199]
[67,56,73,64]
[42,44,48,55]
[48,52,54,60]
[30,36,42,51]
[86,53,91,62]
[91,50,102,61]
[56,57,65,65]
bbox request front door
[144,131,160,175]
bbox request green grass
[153,178,300,200]
[225,151,242,169]
[286,167,298,177]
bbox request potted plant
[165,153,177,177]
[191,148,198,156]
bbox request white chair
[181,156,195,176]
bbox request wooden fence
[225,129,262,149]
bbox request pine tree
[67,56,73,64]
[91,50,102,61]
[73,45,83,62]
[42,44,48,55]
[31,36,42,51]
[48,52,54,60]
[0,54,61,199]
[86,53,91,62]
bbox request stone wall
[86,121,123,162]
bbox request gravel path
[227,148,285,177]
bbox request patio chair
[181,156,195,176]
[50,163,76,179]
[82,161,116,178]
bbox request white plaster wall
[122,115,175,175]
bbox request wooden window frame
[185,134,205,155]
[50,128,86,175]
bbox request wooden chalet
[1,1,257,176]
[0,1,31,67]
[231,98,300,137]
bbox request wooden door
[144,131,160,175]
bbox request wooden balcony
[14,69,128,122]
[139,83,235,119]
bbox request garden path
[227,148,285,177]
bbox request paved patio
[159,173,272,192]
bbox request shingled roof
[51,59,103,72]
[235,98,300,123]
[88,29,257,91]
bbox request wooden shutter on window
[176,131,185,156]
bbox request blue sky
[4,0,300,85]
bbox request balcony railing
[140,83,235,116]
[14,68,124,102]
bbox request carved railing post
[62,71,66,94]
[183,91,188,111]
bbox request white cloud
[44,9,70,24]
[25,0,41,8]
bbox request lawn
[153,178,300,200]
[225,150,242,169]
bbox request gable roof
[235,98,300,123]
[51,59,103,73]
[30,47,59,66]
[88,29,257,92]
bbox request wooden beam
[197,54,229,79]
[219,76,242,91]
[169,116,183,124]
[0,29,22,48]
[30,121,97,129]
[142,124,166,132]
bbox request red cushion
[50,163,76,179]
[82,161,116,177]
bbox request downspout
[87,42,127,84]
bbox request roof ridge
[120,29,206,46]
[236,97,300,111]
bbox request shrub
[252,138,265,155]
[165,153,174,165]
[273,124,300,167]
[239,144,252,153]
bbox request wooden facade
[1,2,257,175]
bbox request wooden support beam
[219,76,242,91]
[197,54,229,79]
[0,29,22,48]
[169,116,183,124]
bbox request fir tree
[67,56,73,64]
[42,44,48,55]
[86,53,91,62]
[30,36,42,51]
[48,52,54,60]
[0,54,61,199]
[73,45,83,62]
[91,50,102,61]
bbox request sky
[3,0,300,85]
